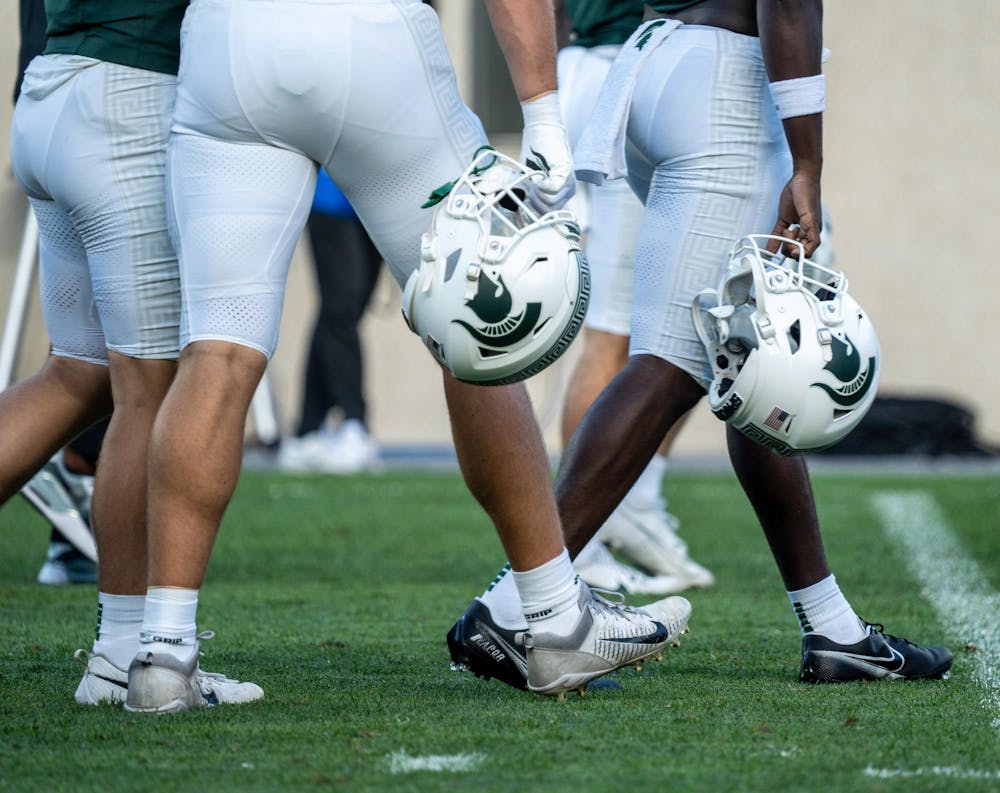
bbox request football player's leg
[327,5,573,574]
[66,64,184,604]
[329,0,684,695]
[8,82,111,578]
[149,133,315,591]
[0,362,111,503]
[557,88,721,556]
[125,135,309,712]
[556,183,697,593]
[0,199,112,504]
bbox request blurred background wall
[1,1,997,459]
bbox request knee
[41,355,113,411]
[108,353,177,413]
[627,354,704,411]
[177,340,268,399]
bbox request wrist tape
[769,74,825,119]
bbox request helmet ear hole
[787,319,801,353]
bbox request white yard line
[872,491,1000,734]
[386,750,486,774]
[864,766,1000,781]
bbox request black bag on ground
[813,395,999,457]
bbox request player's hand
[769,170,822,257]
[519,92,576,214]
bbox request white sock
[787,573,866,644]
[512,549,582,634]
[93,592,145,670]
[626,454,667,508]
[478,564,528,630]
[140,587,200,661]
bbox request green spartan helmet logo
[810,334,877,407]
[453,271,542,348]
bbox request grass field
[2,468,998,792]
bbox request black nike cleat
[447,599,529,691]
[800,621,954,683]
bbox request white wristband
[521,91,562,127]
[769,74,826,120]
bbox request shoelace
[192,630,244,690]
[864,621,916,648]
[586,585,652,624]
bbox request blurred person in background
[277,171,380,474]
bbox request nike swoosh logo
[605,622,670,646]
[474,628,527,676]
[95,674,128,690]
[839,645,905,673]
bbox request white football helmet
[692,234,880,455]
[403,148,590,385]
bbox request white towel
[573,18,681,185]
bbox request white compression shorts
[11,55,181,364]
[168,0,487,358]
[558,44,642,337]
[623,25,792,388]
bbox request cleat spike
[633,661,644,672]
[556,691,566,702]
[654,652,663,662]
[670,639,681,648]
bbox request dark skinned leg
[556,354,704,557]
[726,426,829,590]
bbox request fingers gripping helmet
[692,235,880,455]
[402,148,590,385]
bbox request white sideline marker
[872,491,1000,734]
[387,750,486,774]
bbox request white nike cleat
[598,498,714,588]
[74,650,129,704]
[123,633,264,713]
[636,595,693,646]
[522,583,691,697]
[574,539,689,595]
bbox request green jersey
[43,0,189,75]
[565,0,645,48]
[645,1,705,14]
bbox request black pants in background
[297,212,383,436]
